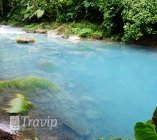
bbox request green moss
[38,61,52,67]
[55,24,72,35]
[0,77,60,92]
[6,94,33,114]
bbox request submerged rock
[16,37,35,43]
[38,61,59,72]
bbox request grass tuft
[0,77,60,92]
[6,94,33,114]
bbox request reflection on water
[0,26,157,139]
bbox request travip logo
[10,116,58,130]
[10,116,20,130]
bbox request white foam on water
[0,25,26,34]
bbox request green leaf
[134,122,157,140]
[36,10,44,19]
[6,94,33,114]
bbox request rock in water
[16,37,35,43]
[34,29,47,34]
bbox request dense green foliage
[1,0,157,42]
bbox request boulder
[16,37,35,43]
[34,29,47,34]
[54,25,72,35]
[47,25,72,38]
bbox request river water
[0,26,157,140]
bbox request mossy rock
[0,77,60,92]
[16,37,35,43]
[6,94,33,114]
[54,24,72,35]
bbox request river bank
[1,20,156,47]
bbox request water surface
[0,26,157,139]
